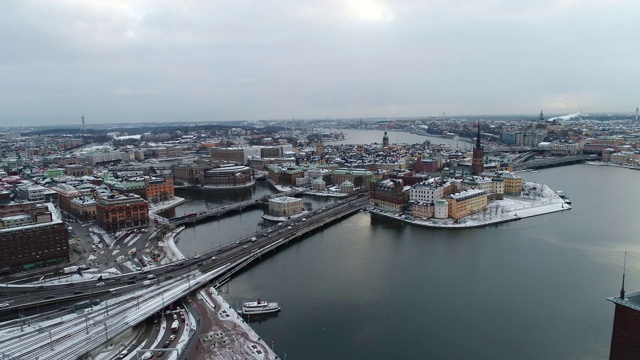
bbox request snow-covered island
[369,181,570,229]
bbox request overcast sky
[1,0,638,126]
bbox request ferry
[238,299,281,315]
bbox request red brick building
[414,157,440,173]
[609,288,640,359]
[51,184,82,214]
[371,179,408,212]
[96,194,149,233]
[0,202,69,272]
[472,123,484,175]
[145,176,174,203]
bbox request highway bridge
[512,155,594,170]
[169,188,305,226]
[0,193,370,359]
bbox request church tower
[316,135,324,157]
[538,110,545,124]
[471,123,484,175]
[382,130,389,147]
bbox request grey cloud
[0,0,639,126]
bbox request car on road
[96,282,104,286]
[0,303,9,308]
[163,340,171,348]
[168,334,176,341]
[156,350,165,357]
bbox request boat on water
[238,299,281,315]
[556,190,572,204]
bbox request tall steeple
[382,128,389,147]
[471,122,484,175]
[620,252,627,299]
[316,134,324,157]
[538,110,545,124]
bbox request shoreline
[369,182,570,229]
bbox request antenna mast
[620,251,627,299]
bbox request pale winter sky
[1,0,638,126]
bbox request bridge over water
[169,188,306,226]
[0,194,370,359]
[512,155,595,170]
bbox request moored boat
[238,299,281,315]
[557,190,571,204]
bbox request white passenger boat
[238,299,281,315]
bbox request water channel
[164,130,638,359]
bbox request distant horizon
[2,2,639,128]
[2,110,639,129]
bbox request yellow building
[445,189,488,219]
[500,172,523,196]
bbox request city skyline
[1,0,639,126]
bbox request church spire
[538,110,545,123]
[471,122,484,175]
[382,127,389,147]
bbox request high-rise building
[471,123,484,175]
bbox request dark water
[171,140,640,359]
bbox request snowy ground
[148,196,186,215]
[371,182,570,229]
[304,189,349,198]
[202,287,277,359]
[158,226,187,263]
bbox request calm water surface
[171,133,640,359]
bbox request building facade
[210,147,246,165]
[266,163,304,187]
[372,179,408,212]
[96,194,149,233]
[267,196,303,218]
[203,165,254,188]
[51,184,83,214]
[331,168,375,189]
[0,202,69,271]
[145,176,175,203]
[444,189,488,219]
